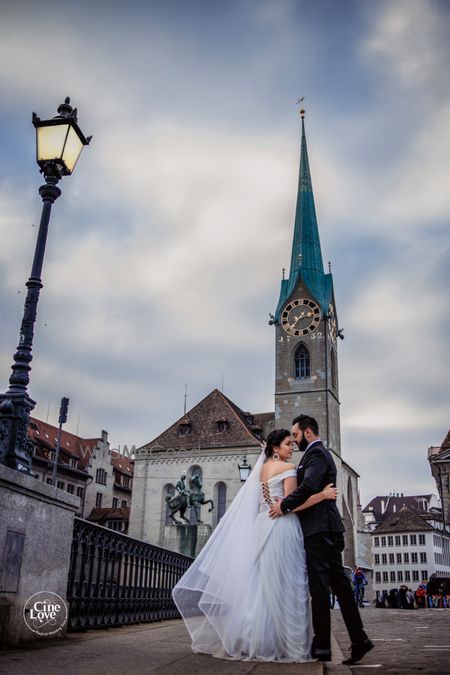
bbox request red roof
[140,388,264,453]
[112,453,134,477]
[29,417,100,469]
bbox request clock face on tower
[281,298,321,336]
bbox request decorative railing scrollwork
[67,517,192,631]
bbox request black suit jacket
[280,440,345,538]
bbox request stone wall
[0,464,79,646]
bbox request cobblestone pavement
[0,620,323,675]
[330,608,450,675]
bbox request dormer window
[178,419,192,436]
[216,418,229,433]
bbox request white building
[371,505,450,594]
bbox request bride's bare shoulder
[260,462,296,481]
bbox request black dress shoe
[312,647,332,661]
[342,638,374,665]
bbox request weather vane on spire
[296,97,305,119]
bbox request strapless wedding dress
[218,469,313,662]
[173,467,313,663]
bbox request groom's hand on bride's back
[269,497,283,519]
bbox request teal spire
[275,109,332,319]
[290,113,324,284]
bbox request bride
[172,428,337,662]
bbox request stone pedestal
[163,523,212,558]
[0,464,79,646]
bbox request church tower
[273,109,342,455]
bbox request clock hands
[291,310,314,328]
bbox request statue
[166,471,214,526]
[175,471,188,495]
[165,471,190,525]
[189,473,214,523]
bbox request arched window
[294,343,310,380]
[331,348,337,389]
[213,482,227,526]
[163,484,176,526]
[347,476,354,523]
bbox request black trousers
[304,531,367,651]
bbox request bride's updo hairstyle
[264,428,291,460]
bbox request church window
[294,343,310,380]
[215,482,227,524]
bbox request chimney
[381,499,385,513]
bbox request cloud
[363,0,445,87]
[0,0,449,507]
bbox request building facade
[28,417,133,532]
[428,430,450,532]
[371,505,450,595]
[129,388,263,548]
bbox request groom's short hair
[292,414,319,436]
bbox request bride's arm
[283,477,337,512]
[293,484,337,511]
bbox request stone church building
[130,111,369,568]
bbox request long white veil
[172,449,266,656]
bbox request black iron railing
[67,517,192,631]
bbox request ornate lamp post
[238,456,252,482]
[0,98,91,474]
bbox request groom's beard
[298,437,308,452]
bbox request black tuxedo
[280,440,344,536]
[280,439,366,653]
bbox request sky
[0,0,449,505]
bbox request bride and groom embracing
[173,414,374,665]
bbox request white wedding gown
[173,465,313,663]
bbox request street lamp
[238,456,252,482]
[0,98,91,474]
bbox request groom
[269,415,374,665]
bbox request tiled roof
[29,417,100,468]
[363,494,432,523]
[87,507,130,523]
[139,388,264,453]
[112,453,134,477]
[373,506,434,534]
